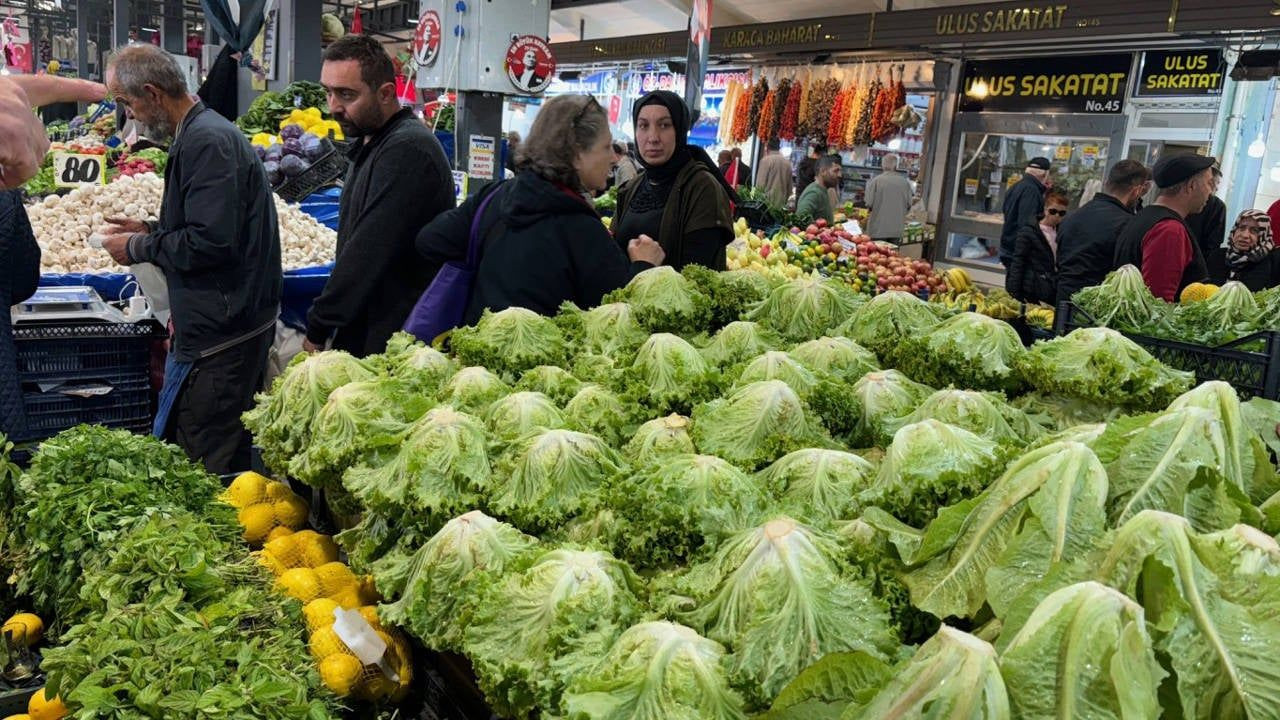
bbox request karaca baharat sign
[960,54,1132,114]
[936,4,1069,35]
[1135,49,1225,96]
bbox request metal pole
[76,0,88,78]
[113,0,130,49]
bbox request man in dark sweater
[1000,157,1050,267]
[1055,160,1151,305]
[100,44,280,473]
[1185,166,1226,258]
[1112,153,1215,301]
[0,191,40,442]
[305,35,454,357]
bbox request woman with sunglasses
[1006,189,1070,305]
[415,95,664,324]
[612,90,737,271]
[1206,210,1280,291]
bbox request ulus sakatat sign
[1135,49,1225,97]
[960,53,1131,114]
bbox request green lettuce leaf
[699,321,786,369]
[624,333,721,415]
[758,448,876,525]
[759,652,892,720]
[898,312,1027,393]
[747,275,865,342]
[691,380,833,470]
[490,428,625,532]
[436,365,512,415]
[847,370,934,447]
[1016,327,1194,411]
[483,391,567,444]
[606,266,713,334]
[452,306,569,380]
[622,414,696,465]
[788,336,881,384]
[835,291,942,366]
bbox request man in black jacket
[1,191,40,441]
[304,35,454,357]
[999,157,1050,266]
[1054,160,1151,306]
[1185,166,1226,258]
[100,44,280,473]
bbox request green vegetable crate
[1055,301,1280,400]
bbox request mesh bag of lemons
[224,471,311,545]
[302,598,413,701]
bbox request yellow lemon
[318,653,363,696]
[225,471,269,508]
[264,480,295,503]
[314,562,357,596]
[265,526,294,543]
[308,625,348,660]
[273,496,309,530]
[276,568,322,603]
[1,613,43,647]
[303,598,340,632]
[299,534,339,568]
[237,504,277,545]
[28,688,68,720]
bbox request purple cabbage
[263,160,282,185]
[280,154,310,178]
[282,137,303,157]
[279,123,305,141]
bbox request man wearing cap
[1112,154,1215,302]
[1000,157,1051,266]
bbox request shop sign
[53,153,106,188]
[959,54,1130,114]
[718,21,823,51]
[638,70,749,95]
[413,10,442,68]
[505,36,556,95]
[935,4,1069,36]
[1135,49,1225,97]
[468,135,496,181]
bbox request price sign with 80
[53,153,106,187]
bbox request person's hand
[303,339,322,354]
[104,217,148,234]
[627,235,665,266]
[0,75,106,188]
[100,234,132,265]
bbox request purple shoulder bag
[402,185,504,344]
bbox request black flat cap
[1027,157,1051,170]
[1153,153,1217,188]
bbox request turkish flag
[352,6,363,34]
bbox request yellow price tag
[53,152,107,188]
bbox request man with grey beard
[98,44,281,474]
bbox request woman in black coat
[1206,209,1280,291]
[1,190,40,441]
[1006,189,1069,305]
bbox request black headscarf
[632,90,738,202]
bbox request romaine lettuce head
[835,291,942,364]
[683,264,779,329]
[788,336,880,383]
[1167,381,1280,503]
[437,365,512,414]
[1170,280,1263,346]
[565,383,635,448]
[903,441,1107,622]
[859,419,1004,527]
[557,301,649,357]
[668,517,896,708]
[758,651,893,720]
[483,391,566,443]
[1095,512,1280,720]
[848,370,934,447]
[999,582,1163,720]
[377,331,457,394]
[1072,264,1170,334]
[747,275,864,342]
[286,376,431,488]
[1015,327,1194,410]
[490,428,626,531]
[609,266,713,334]
[758,448,876,525]
[898,312,1027,393]
[625,333,720,414]
[609,454,767,568]
[622,414,696,465]
[562,621,746,720]
[464,547,644,718]
[514,365,584,405]
[341,405,491,515]
[381,510,539,651]
[243,350,378,473]
[451,306,568,380]
[1013,392,1121,433]
[691,380,833,470]
[841,626,1009,720]
[899,389,1043,447]
[699,321,785,369]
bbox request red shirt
[1141,219,1193,302]
[1269,198,1280,236]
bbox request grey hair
[108,44,188,99]
[882,153,901,171]
[516,95,608,191]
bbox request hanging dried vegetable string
[827,84,852,149]
[877,67,909,144]
[746,77,769,138]
[802,78,840,142]
[717,81,738,145]
[796,72,814,139]
[853,74,880,146]
[842,74,862,149]
[766,78,790,142]
[779,78,802,141]
[871,67,899,143]
[756,88,778,141]
[731,82,753,143]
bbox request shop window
[947,132,1110,265]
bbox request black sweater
[416,171,651,325]
[1,191,41,438]
[305,109,455,357]
[1206,247,1280,291]
[1054,193,1136,306]
[1005,224,1058,306]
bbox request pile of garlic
[28,172,337,275]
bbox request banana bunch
[944,267,974,292]
[929,288,1023,320]
[1024,305,1055,329]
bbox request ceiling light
[1249,136,1267,159]
[141,26,158,32]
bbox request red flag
[352,6,363,34]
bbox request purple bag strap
[466,183,505,269]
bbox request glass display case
[943,131,1112,266]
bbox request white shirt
[1040,223,1058,258]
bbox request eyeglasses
[573,96,601,126]
[1046,208,1067,216]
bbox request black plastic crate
[274,140,349,203]
[18,377,153,440]
[1055,301,1280,400]
[735,200,773,231]
[13,321,164,384]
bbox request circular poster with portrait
[505,35,555,95]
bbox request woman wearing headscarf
[1206,209,1280,291]
[612,90,737,271]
